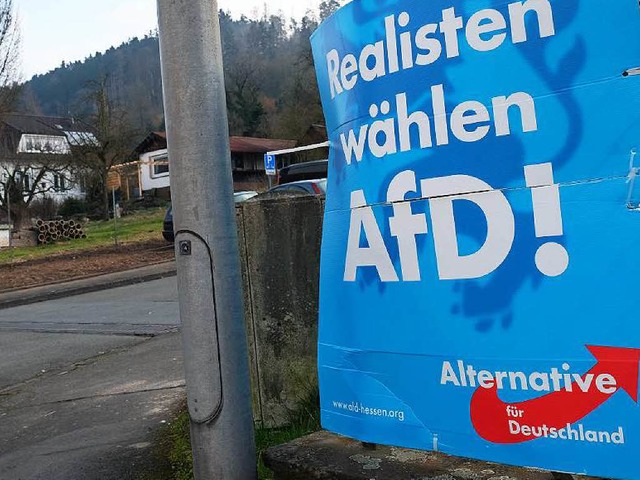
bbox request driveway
[0,277,185,480]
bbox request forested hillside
[20,34,164,130]
[18,2,340,141]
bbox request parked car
[267,178,327,195]
[162,190,258,242]
[277,159,328,185]
[249,178,327,202]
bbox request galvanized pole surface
[156,1,257,479]
[112,187,118,246]
[6,179,10,247]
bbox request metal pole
[112,187,118,246]
[156,1,256,479]
[6,178,10,247]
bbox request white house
[0,114,97,210]
[139,146,170,192]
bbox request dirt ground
[0,239,175,292]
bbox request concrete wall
[0,225,9,247]
[236,196,324,426]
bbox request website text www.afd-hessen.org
[332,400,405,422]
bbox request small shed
[121,132,297,198]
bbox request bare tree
[0,160,77,227]
[0,0,20,110]
[319,0,342,21]
[0,1,31,226]
[73,77,139,220]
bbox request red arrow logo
[470,346,640,444]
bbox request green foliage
[145,385,322,480]
[257,385,321,479]
[165,410,193,480]
[57,197,89,217]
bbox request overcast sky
[17,0,325,79]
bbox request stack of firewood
[36,219,87,245]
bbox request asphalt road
[0,277,185,480]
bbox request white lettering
[450,100,491,143]
[596,374,618,394]
[340,126,369,165]
[359,41,386,82]
[421,175,515,280]
[387,171,429,281]
[493,92,539,136]
[466,9,507,52]
[509,0,556,44]
[344,190,399,282]
[441,361,461,386]
[326,0,557,98]
[340,54,359,90]
[327,49,343,99]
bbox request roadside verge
[0,261,177,310]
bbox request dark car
[162,191,258,242]
[162,208,173,242]
[249,178,327,202]
[277,159,328,185]
[267,178,327,195]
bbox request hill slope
[18,8,333,140]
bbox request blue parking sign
[312,0,640,478]
[264,154,276,176]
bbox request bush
[29,197,58,220]
[58,198,89,218]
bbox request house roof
[2,114,92,137]
[0,113,96,160]
[133,131,297,157]
[229,137,296,154]
[133,131,167,157]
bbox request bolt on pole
[156,1,257,479]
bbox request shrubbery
[58,197,89,218]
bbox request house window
[14,171,30,192]
[232,154,244,171]
[53,175,66,192]
[154,163,169,175]
[151,155,169,177]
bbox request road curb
[0,262,177,310]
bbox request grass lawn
[147,412,320,480]
[0,208,167,264]
[143,389,321,480]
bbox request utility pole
[156,1,256,479]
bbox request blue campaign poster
[311,1,640,478]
